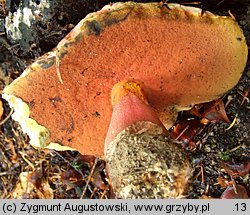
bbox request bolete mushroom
[2,2,248,156]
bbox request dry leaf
[217,176,234,189]
[11,172,34,199]
[11,171,53,199]
[73,155,96,168]
[61,169,82,186]
[170,119,204,149]
[191,100,230,123]
[222,160,250,176]
[35,179,54,199]
[203,100,230,123]
[92,161,109,190]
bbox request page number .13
[234,203,247,212]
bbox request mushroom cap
[3,2,248,156]
[220,185,249,199]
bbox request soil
[0,0,249,199]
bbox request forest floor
[0,0,249,199]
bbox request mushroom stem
[105,80,193,199]
[105,80,165,150]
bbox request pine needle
[226,113,238,130]
[56,48,64,84]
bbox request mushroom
[220,185,249,199]
[2,2,248,156]
[105,80,192,198]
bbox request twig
[204,183,209,195]
[225,95,233,108]
[217,0,226,5]
[194,169,202,180]
[0,108,13,126]
[80,157,99,199]
[19,151,35,169]
[231,177,237,194]
[200,163,204,184]
[56,48,64,84]
[225,144,242,154]
[90,187,97,199]
[0,172,12,176]
[238,87,250,106]
[228,10,236,21]
[100,188,107,199]
[7,43,20,50]
[174,125,189,140]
